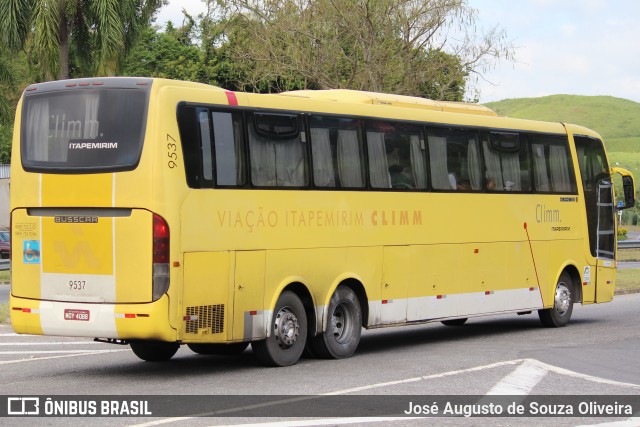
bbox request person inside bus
[390,164,414,188]
[486,176,497,190]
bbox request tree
[0,0,166,81]
[122,20,208,81]
[217,0,513,100]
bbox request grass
[485,95,640,147]
[0,271,9,283]
[486,95,640,202]
[615,269,640,294]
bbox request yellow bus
[10,77,635,366]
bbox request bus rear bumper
[9,295,177,342]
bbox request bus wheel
[441,318,468,326]
[130,340,179,362]
[252,291,307,367]
[311,286,362,359]
[188,343,249,355]
[538,272,574,327]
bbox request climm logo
[536,204,561,223]
[54,216,99,224]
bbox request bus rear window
[21,89,147,172]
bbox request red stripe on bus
[225,91,238,106]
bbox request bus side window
[248,113,307,187]
[178,104,210,188]
[428,128,481,191]
[483,132,531,192]
[211,111,245,186]
[366,121,426,190]
[530,135,576,193]
[309,116,365,188]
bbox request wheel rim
[331,301,354,343]
[554,282,571,316]
[274,306,299,349]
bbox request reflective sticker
[23,240,41,264]
[583,266,591,286]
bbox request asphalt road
[0,284,8,304]
[1,293,640,426]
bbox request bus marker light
[485,291,494,295]
[583,281,588,286]
[183,315,198,321]
[249,311,258,316]
[381,300,388,304]
[437,295,446,299]
[173,261,180,267]
[115,313,137,319]
[529,287,536,291]
[474,249,479,254]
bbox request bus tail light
[152,214,170,301]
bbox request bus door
[595,177,616,302]
[574,135,635,302]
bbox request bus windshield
[21,88,147,172]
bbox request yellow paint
[181,252,231,342]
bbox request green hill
[484,95,640,153]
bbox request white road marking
[0,349,129,365]
[486,359,548,395]
[130,358,640,427]
[527,358,640,389]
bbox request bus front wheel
[130,340,180,362]
[252,291,307,367]
[538,272,574,327]
[311,286,362,359]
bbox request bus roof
[280,89,498,117]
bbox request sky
[154,0,640,104]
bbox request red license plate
[64,309,90,321]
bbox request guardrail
[618,240,640,249]
[0,259,9,271]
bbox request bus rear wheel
[538,272,574,327]
[130,340,180,362]
[311,286,362,359]
[188,342,249,355]
[252,291,307,367]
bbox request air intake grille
[185,305,224,334]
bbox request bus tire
[311,286,362,359]
[252,291,307,367]
[188,342,249,355]
[538,271,574,327]
[441,318,468,326]
[130,340,179,362]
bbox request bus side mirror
[612,167,635,210]
[621,175,635,210]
